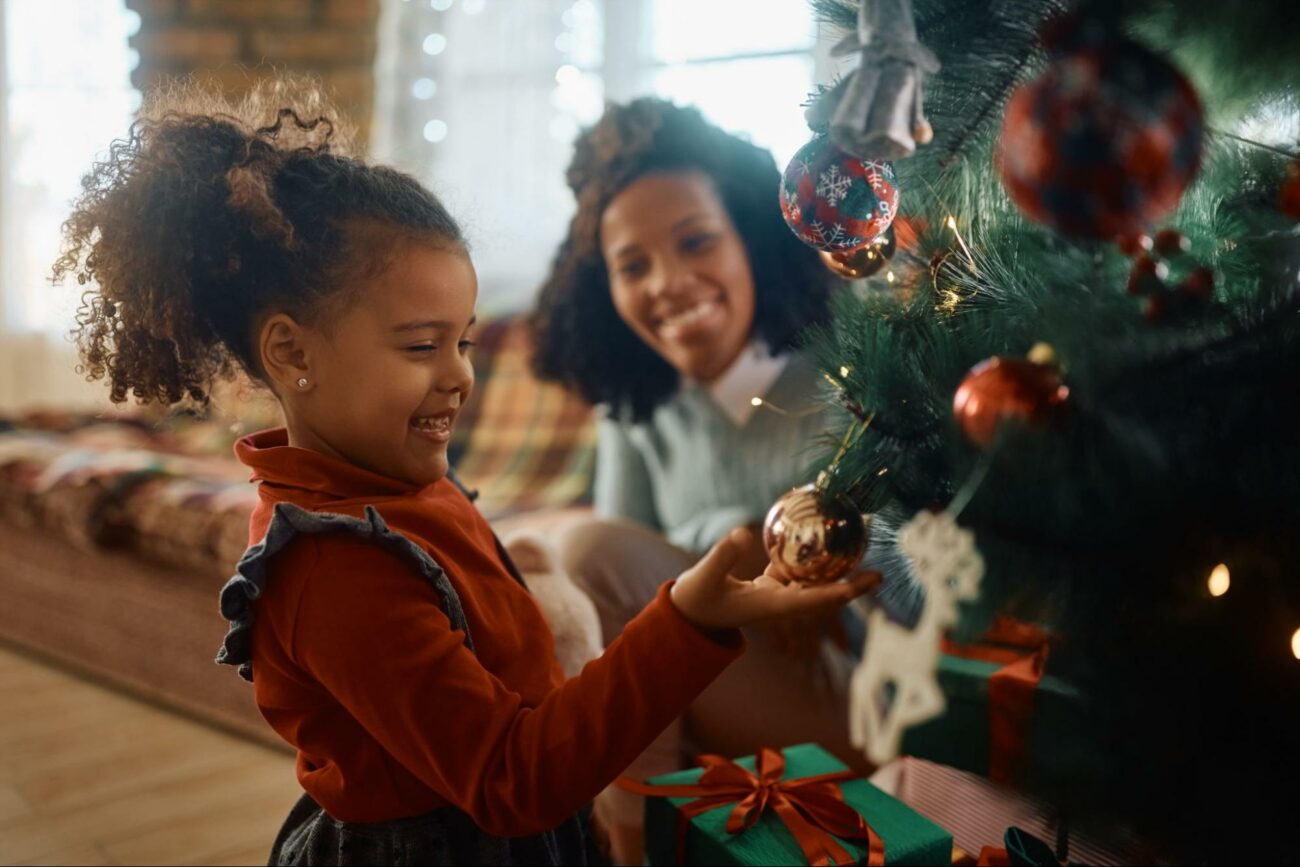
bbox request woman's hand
[670,528,879,631]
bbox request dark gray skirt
[269,793,600,866]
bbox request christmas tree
[787,0,1300,861]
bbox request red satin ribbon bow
[976,847,1015,866]
[617,747,884,866]
[941,615,1052,785]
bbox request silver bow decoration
[809,0,941,161]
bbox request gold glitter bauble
[761,484,870,585]
[819,226,896,279]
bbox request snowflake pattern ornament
[781,134,899,252]
[816,165,855,207]
[849,509,985,766]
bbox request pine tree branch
[937,38,1036,166]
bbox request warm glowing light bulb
[750,397,763,407]
[1027,342,1057,365]
[839,366,851,378]
[886,271,896,283]
[1292,628,1300,660]
[945,215,957,230]
[1207,563,1230,597]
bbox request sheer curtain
[371,0,834,314]
[0,0,140,409]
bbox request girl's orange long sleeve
[235,428,743,831]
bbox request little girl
[53,82,876,866]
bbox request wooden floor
[0,644,301,866]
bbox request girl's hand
[728,521,773,581]
[670,528,880,631]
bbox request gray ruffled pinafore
[216,495,600,867]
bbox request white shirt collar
[702,339,789,427]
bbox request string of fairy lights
[752,210,1300,661]
[410,0,468,145]
[399,4,1300,663]
[409,0,601,147]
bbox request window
[0,0,141,335]
[641,0,819,166]
[373,0,830,312]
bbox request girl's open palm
[670,528,880,631]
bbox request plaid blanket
[0,317,596,574]
[450,318,596,520]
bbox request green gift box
[900,651,1082,781]
[642,743,952,866]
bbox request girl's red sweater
[235,428,743,834]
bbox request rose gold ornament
[762,484,870,584]
[952,356,1070,448]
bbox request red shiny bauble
[953,357,1070,447]
[1116,232,1152,256]
[1126,253,1165,296]
[1153,228,1190,256]
[1178,266,1215,300]
[1280,161,1300,221]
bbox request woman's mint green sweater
[594,352,829,554]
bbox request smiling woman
[530,99,832,421]
[600,171,757,385]
[528,98,866,866]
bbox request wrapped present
[628,742,952,866]
[900,617,1081,784]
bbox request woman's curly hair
[52,77,463,406]
[529,99,834,421]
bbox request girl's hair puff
[529,98,833,421]
[53,76,463,405]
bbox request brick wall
[126,0,379,149]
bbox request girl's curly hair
[52,77,463,406]
[529,99,834,421]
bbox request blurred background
[0,6,844,863]
[0,0,840,411]
[3,2,1299,865]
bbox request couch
[0,317,598,750]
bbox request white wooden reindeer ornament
[849,509,985,766]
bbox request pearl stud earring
[296,378,309,388]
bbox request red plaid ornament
[996,19,1203,240]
